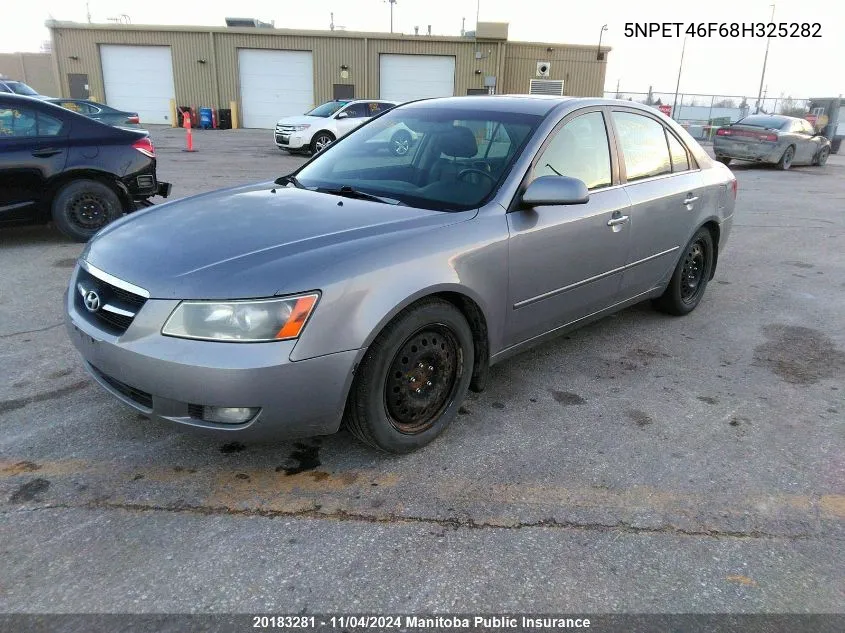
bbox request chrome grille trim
[79,260,150,299]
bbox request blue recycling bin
[199,107,213,129]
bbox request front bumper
[65,266,358,441]
[274,129,309,150]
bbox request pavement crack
[2,499,825,541]
[0,322,64,339]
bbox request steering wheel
[458,168,496,184]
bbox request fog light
[200,406,259,424]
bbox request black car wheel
[777,145,795,170]
[51,179,124,242]
[344,299,474,453]
[653,227,715,316]
[814,146,830,166]
[311,132,335,154]
[389,130,412,156]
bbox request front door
[68,74,90,99]
[335,102,373,137]
[506,109,631,346]
[610,109,704,298]
[0,104,68,222]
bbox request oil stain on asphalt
[753,325,845,385]
[219,442,246,454]
[550,390,586,405]
[627,410,653,427]
[0,381,90,415]
[277,442,321,475]
[9,478,50,503]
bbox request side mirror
[336,111,349,119]
[520,175,590,207]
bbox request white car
[275,99,405,154]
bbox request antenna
[461,17,465,36]
[86,0,91,22]
[330,12,334,30]
[385,0,397,33]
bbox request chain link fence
[603,90,812,142]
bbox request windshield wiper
[318,186,404,205]
[274,174,305,188]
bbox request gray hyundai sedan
[66,96,736,453]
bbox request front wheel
[310,132,335,154]
[653,228,714,316]
[814,146,830,166]
[344,299,474,453]
[51,179,124,242]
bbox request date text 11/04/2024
[252,615,592,629]
[624,22,821,38]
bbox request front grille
[90,365,153,409]
[76,266,147,335]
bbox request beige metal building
[46,20,609,128]
[0,52,59,95]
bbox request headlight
[291,124,311,131]
[162,293,319,342]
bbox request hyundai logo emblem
[84,290,101,313]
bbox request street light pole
[387,0,397,33]
[755,4,776,113]
[671,36,687,121]
[597,24,608,60]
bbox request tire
[831,138,841,154]
[344,299,474,453]
[717,157,731,166]
[814,146,830,166]
[51,179,124,242]
[777,145,795,170]
[310,132,335,154]
[389,130,412,156]
[653,227,715,316]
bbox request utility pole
[86,1,92,23]
[597,24,608,60]
[755,4,775,114]
[476,0,480,28]
[672,36,687,121]
[387,0,397,33]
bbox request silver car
[66,96,736,453]
[713,113,831,169]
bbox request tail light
[761,133,777,142]
[132,137,155,158]
[126,115,140,124]
[716,128,730,136]
[730,178,738,199]
[717,127,776,142]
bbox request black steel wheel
[384,325,461,434]
[814,146,830,166]
[653,227,715,316]
[344,299,474,453]
[51,179,123,242]
[777,145,794,170]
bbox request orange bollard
[182,110,197,152]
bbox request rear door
[0,103,68,221]
[506,108,631,345]
[610,108,704,299]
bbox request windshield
[8,82,39,96]
[736,115,788,129]
[305,101,349,118]
[294,106,542,211]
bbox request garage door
[100,45,175,125]
[379,54,455,103]
[239,50,314,129]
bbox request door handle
[607,215,630,227]
[683,195,699,205]
[31,148,62,158]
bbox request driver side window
[533,111,612,190]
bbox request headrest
[438,126,478,158]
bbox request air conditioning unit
[529,79,564,96]
[536,61,551,78]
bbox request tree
[713,98,736,108]
[779,96,807,117]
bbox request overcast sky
[1,0,841,99]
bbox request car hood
[275,115,328,126]
[83,182,475,299]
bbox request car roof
[397,95,666,117]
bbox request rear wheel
[653,227,714,316]
[717,157,732,166]
[814,146,830,166]
[51,179,124,242]
[344,299,474,453]
[777,145,795,170]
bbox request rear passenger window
[533,111,612,190]
[612,112,672,181]
[666,131,690,172]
